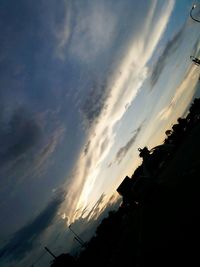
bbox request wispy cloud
[80,81,110,128]
[151,24,186,87]
[54,0,73,59]
[111,123,144,166]
[60,0,175,222]
[157,66,199,121]
[27,125,65,179]
[55,0,118,62]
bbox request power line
[68,224,86,247]
[44,247,57,259]
[31,250,47,267]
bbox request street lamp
[190,4,200,23]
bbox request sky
[0,0,200,266]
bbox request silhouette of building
[116,176,132,196]
[50,253,76,267]
[116,176,138,206]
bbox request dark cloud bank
[151,24,186,87]
[80,81,110,128]
[0,107,41,165]
[0,193,65,262]
[109,122,144,167]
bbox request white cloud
[157,66,199,121]
[55,2,72,59]
[55,1,118,61]
[72,2,117,62]
[55,0,174,64]
[60,0,175,223]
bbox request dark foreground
[50,98,200,267]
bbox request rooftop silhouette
[48,97,200,267]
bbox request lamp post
[190,4,200,23]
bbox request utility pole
[69,224,85,247]
[44,246,57,259]
[74,236,85,247]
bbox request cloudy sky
[0,0,200,266]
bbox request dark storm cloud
[0,192,65,262]
[150,24,186,87]
[80,82,109,128]
[0,108,64,180]
[84,140,91,155]
[0,107,41,164]
[0,0,74,113]
[111,123,144,166]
